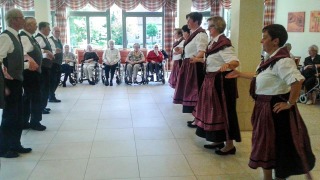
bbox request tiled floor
[0,80,319,180]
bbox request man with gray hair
[0,8,38,158]
[20,17,46,131]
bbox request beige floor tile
[59,119,98,130]
[134,127,174,140]
[97,118,133,129]
[141,177,197,180]
[85,157,139,179]
[0,161,37,180]
[51,130,95,143]
[94,128,135,141]
[21,130,57,145]
[138,155,194,177]
[41,142,92,160]
[132,117,168,127]
[136,139,182,156]
[90,140,137,158]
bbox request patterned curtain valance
[50,0,176,12]
[1,0,34,10]
[192,0,230,11]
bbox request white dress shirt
[184,27,208,59]
[172,39,184,61]
[20,30,35,55]
[35,32,51,58]
[256,48,305,95]
[0,27,28,69]
[206,34,239,72]
[103,48,120,64]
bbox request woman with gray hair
[191,16,241,155]
[102,40,120,86]
[302,44,320,104]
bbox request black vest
[35,33,52,68]
[20,31,42,73]
[50,36,63,65]
[2,30,24,81]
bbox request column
[230,0,264,130]
[34,0,51,24]
[177,0,192,28]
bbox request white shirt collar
[6,27,19,37]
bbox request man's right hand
[2,66,13,80]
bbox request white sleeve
[0,35,11,63]
[196,32,208,52]
[48,38,56,54]
[21,36,33,55]
[275,58,305,85]
[35,36,46,49]
[219,46,239,63]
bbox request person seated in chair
[83,44,99,85]
[102,40,120,86]
[146,44,164,81]
[126,43,145,83]
[302,44,320,105]
[61,44,76,87]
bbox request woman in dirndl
[172,12,208,127]
[226,24,315,180]
[169,28,185,88]
[192,16,241,155]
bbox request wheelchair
[299,65,320,103]
[124,62,146,85]
[59,63,78,86]
[145,61,166,84]
[101,62,123,85]
[78,61,100,85]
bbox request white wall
[275,0,320,64]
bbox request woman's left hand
[220,63,230,72]
[273,102,292,113]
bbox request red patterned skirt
[193,72,241,142]
[249,94,315,178]
[173,58,204,107]
[169,60,181,89]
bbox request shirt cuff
[24,62,29,70]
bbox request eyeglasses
[207,25,215,30]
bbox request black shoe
[42,109,50,114]
[150,77,154,81]
[187,123,197,128]
[187,120,194,125]
[62,82,66,87]
[0,151,19,158]
[45,108,51,111]
[204,143,224,149]
[215,147,236,155]
[105,81,109,86]
[110,81,113,86]
[49,99,61,103]
[30,124,46,131]
[11,146,32,153]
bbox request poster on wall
[287,12,305,32]
[309,11,320,32]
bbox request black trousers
[304,76,316,92]
[49,63,61,100]
[147,63,161,76]
[104,64,117,80]
[23,70,42,126]
[61,64,73,82]
[40,67,51,109]
[0,79,23,152]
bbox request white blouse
[103,48,120,64]
[184,31,208,59]
[256,49,305,95]
[172,39,184,61]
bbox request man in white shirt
[20,17,46,131]
[0,8,38,158]
[35,22,54,114]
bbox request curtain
[1,0,33,10]
[264,0,275,26]
[164,0,177,69]
[55,4,67,44]
[192,0,228,16]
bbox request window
[0,8,3,33]
[123,5,164,49]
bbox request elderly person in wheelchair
[125,43,145,84]
[102,40,120,86]
[83,44,99,85]
[61,45,76,87]
[301,44,320,105]
[146,44,164,82]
